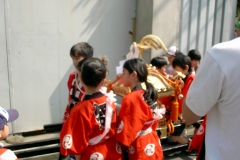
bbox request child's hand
[186,139,193,152]
[75,155,81,160]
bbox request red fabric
[191,117,206,151]
[63,71,85,123]
[60,94,121,160]
[159,97,172,120]
[116,90,163,160]
[159,97,172,111]
[67,72,76,101]
[179,74,195,113]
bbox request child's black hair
[188,49,201,61]
[78,58,107,87]
[175,51,184,57]
[150,57,167,69]
[123,58,158,106]
[70,42,93,58]
[77,58,88,72]
[172,54,192,73]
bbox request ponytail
[123,58,158,106]
[143,81,158,106]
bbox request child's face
[191,60,200,68]
[71,56,84,69]
[167,56,175,65]
[0,125,9,140]
[156,65,166,75]
[121,68,134,88]
[174,65,189,75]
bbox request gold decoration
[105,34,184,134]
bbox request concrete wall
[179,0,236,56]
[152,0,181,58]
[136,0,181,63]
[136,0,236,60]
[0,0,136,133]
[135,0,153,62]
[0,1,10,112]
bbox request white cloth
[186,37,240,160]
[166,65,175,76]
[116,44,139,75]
[0,149,17,160]
[126,44,139,59]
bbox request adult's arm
[183,99,201,125]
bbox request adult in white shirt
[183,37,240,160]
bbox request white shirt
[186,37,240,160]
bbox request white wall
[0,0,136,133]
[0,0,12,130]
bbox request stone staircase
[0,123,197,159]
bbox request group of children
[151,46,206,159]
[59,42,166,160]
[58,42,207,160]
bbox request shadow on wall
[49,65,74,125]
[48,0,133,124]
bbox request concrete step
[21,153,59,160]
[0,132,60,159]
[0,124,197,159]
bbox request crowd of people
[0,35,239,160]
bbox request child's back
[61,92,121,159]
[60,58,122,160]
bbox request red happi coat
[192,116,207,160]
[60,92,122,160]
[179,73,195,113]
[63,71,85,123]
[116,86,164,160]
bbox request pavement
[164,151,197,160]
[163,126,197,160]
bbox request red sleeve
[62,105,70,123]
[67,72,75,102]
[179,74,195,113]
[191,116,206,150]
[62,72,75,123]
[116,95,149,147]
[60,104,92,156]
